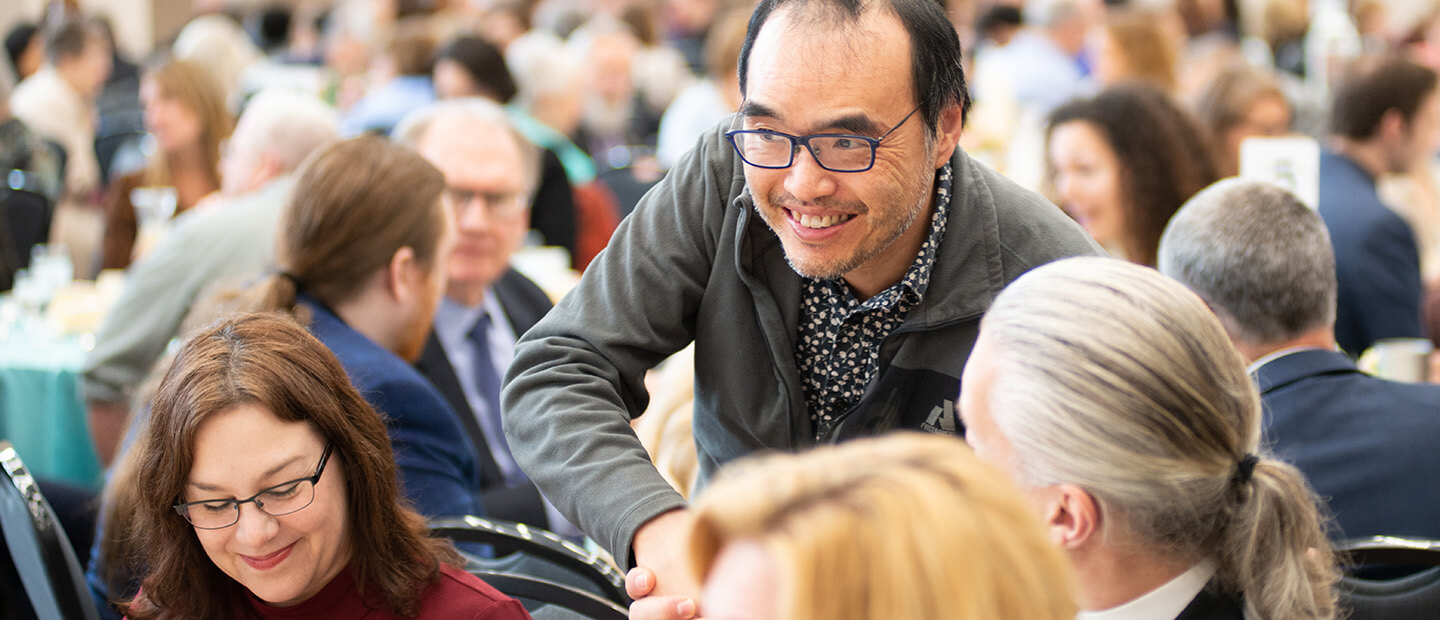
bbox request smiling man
[503,0,1099,613]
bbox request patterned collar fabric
[795,164,953,439]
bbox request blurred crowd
[5,0,1440,618]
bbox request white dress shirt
[1076,561,1217,620]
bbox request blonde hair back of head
[689,432,1077,620]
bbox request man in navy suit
[396,99,570,533]
[1317,56,1440,355]
[1160,178,1440,541]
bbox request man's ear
[248,152,285,192]
[385,246,420,302]
[1378,108,1408,144]
[1039,483,1101,551]
[931,101,965,167]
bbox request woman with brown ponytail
[959,256,1339,619]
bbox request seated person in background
[1160,178,1440,541]
[960,257,1340,619]
[689,432,1077,620]
[123,313,529,619]
[10,15,112,276]
[393,99,570,534]
[100,58,232,270]
[1189,65,1292,178]
[1046,83,1219,265]
[431,38,579,260]
[339,19,436,137]
[228,134,484,520]
[5,23,44,81]
[1089,10,1178,94]
[83,90,338,468]
[1317,56,1437,355]
[655,9,748,170]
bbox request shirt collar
[1076,560,1217,620]
[434,291,495,345]
[1246,345,1330,375]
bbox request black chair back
[0,441,100,620]
[471,570,627,619]
[1,170,55,270]
[1339,536,1440,620]
[429,515,629,607]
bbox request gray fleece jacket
[503,120,1103,568]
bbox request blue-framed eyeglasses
[174,443,334,530]
[725,103,923,173]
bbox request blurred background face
[186,404,351,607]
[1224,94,1291,169]
[141,76,203,153]
[433,58,479,99]
[414,116,530,300]
[1091,32,1126,89]
[588,32,637,104]
[1049,120,1126,249]
[73,35,113,97]
[1398,87,1440,172]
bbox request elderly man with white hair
[82,90,339,467]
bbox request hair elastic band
[1234,454,1260,485]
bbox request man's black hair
[736,0,971,133]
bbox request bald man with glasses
[504,0,1101,614]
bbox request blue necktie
[467,313,521,485]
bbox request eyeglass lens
[446,187,524,217]
[180,480,318,529]
[731,133,876,171]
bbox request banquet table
[0,327,101,488]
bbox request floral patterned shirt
[796,164,952,439]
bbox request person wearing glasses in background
[502,0,1102,616]
[393,100,574,536]
[122,313,529,619]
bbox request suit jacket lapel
[416,330,505,488]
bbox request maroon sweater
[236,564,531,619]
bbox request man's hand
[627,568,698,619]
[627,508,701,619]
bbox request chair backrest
[0,441,100,620]
[1338,536,1440,620]
[1339,536,1440,568]
[1,170,56,269]
[469,570,627,620]
[429,515,629,606]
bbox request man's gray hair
[234,90,340,174]
[1157,178,1337,346]
[1024,0,1085,29]
[393,97,542,197]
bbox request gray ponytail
[980,257,1338,619]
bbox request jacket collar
[1252,348,1360,394]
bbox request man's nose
[456,199,493,232]
[782,145,839,203]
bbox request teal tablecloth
[0,332,102,488]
